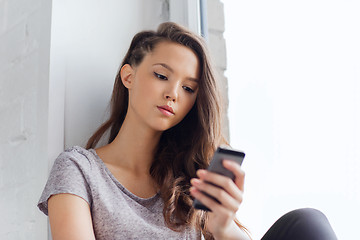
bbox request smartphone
[193,146,245,211]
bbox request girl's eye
[182,86,195,93]
[154,72,168,80]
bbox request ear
[120,64,134,89]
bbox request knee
[286,208,327,222]
[262,208,337,240]
[284,208,329,229]
[283,208,337,240]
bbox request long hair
[86,22,228,239]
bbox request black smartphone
[193,146,245,211]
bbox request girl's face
[122,41,200,132]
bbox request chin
[153,125,172,132]
[150,121,178,132]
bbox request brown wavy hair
[86,22,231,239]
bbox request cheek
[133,75,159,100]
[182,95,197,115]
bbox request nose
[164,82,179,102]
[165,95,175,101]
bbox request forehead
[150,41,196,55]
[142,41,200,78]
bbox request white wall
[0,0,52,239]
[223,0,360,239]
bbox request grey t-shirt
[38,146,201,240]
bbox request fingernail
[190,187,197,193]
[197,169,206,177]
[192,178,201,185]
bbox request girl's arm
[48,193,96,240]
[190,160,251,240]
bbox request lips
[157,105,175,116]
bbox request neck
[105,113,162,174]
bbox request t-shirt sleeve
[37,149,92,215]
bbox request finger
[191,178,241,212]
[190,187,229,214]
[196,169,243,201]
[222,160,245,192]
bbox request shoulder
[62,145,95,162]
[38,146,100,215]
[54,146,98,172]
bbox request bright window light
[222,0,360,239]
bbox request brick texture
[206,0,229,140]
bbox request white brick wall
[205,0,229,140]
[0,0,52,239]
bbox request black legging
[261,208,337,240]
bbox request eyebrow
[153,63,199,82]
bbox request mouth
[157,105,175,116]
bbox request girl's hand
[190,160,248,240]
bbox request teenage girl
[38,22,337,240]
